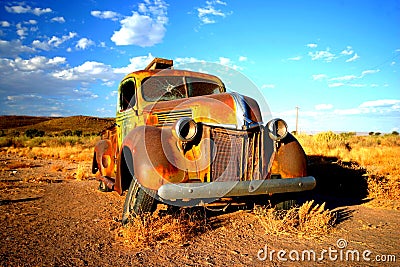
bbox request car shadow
[305,155,370,210]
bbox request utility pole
[295,106,299,135]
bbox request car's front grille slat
[155,109,192,125]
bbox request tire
[98,181,111,192]
[271,193,298,210]
[121,177,156,225]
[274,199,297,210]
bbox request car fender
[93,139,115,177]
[270,133,308,178]
[115,125,186,194]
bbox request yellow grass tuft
[118,208,207,249]
[74,164,90,180]
[254,200,336,239]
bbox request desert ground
[0,116,399,266]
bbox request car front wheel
[121,177,156,225]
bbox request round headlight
[267,118,288,141]
[172,117,197,142]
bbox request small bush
[63,130,73,137]
[25,129,45,138]
[254,200,336,238]
[74,130,83,137]
[0,137,13,147]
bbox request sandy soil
[1,155,399,267]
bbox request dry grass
[297,133,400,201]
[119,208,208,249]
[254,200,336,239]
[73,164,91,180]
[0,135,99,162]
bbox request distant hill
[0,116,54,130]
[0,115,115,136]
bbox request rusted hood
[143,93,262,129]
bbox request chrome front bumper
[157,176,316,200]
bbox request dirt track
[1,155,399,266]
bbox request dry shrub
[74,164,90,180]
[6,146,92,161]
[367,175,400,200]
[254,200,336,239]
[297,133,400,201]
[119,208,207,249]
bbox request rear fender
[93,139,115,177]
[115,126,185,194]
[270,133,307,178]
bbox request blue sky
[0,0,399,133]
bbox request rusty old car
[92,58,316,223]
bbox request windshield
[141,76,223,102]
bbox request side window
[119,78,136,111]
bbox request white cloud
[312,74,328,81]
[238,56,247,62]
[52,61,115,81]
[328,82,344,88]
[1,21,11,27]
[329,74,358,82]
[346,53,360,62]
[114,53,154,74]
[334,99,400,116]
[288,56,302,61]
[218,57,230,65]
[306,43,318,48]
[75,38,95,50]
[0,39,35,57]
[25,20,37,25]
[91,10,120,21]
[216,56,242,70]
[315,104,333,110]
[32,32,77,50]
[1,56,66,72]
[326,69,380,87]
[111,0,168,47]
[361,69,380,76]
[197,0,231,24]
[51,17,65,23]
[175,57,204,65]
[16,23,28,39]
[359,99,400,108]
[340,46,354,55]
[308,48,335,62]
[5,4,52,16]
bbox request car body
[92,58,316,222]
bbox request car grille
[155,109,192,125]
[210,127,262,182]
